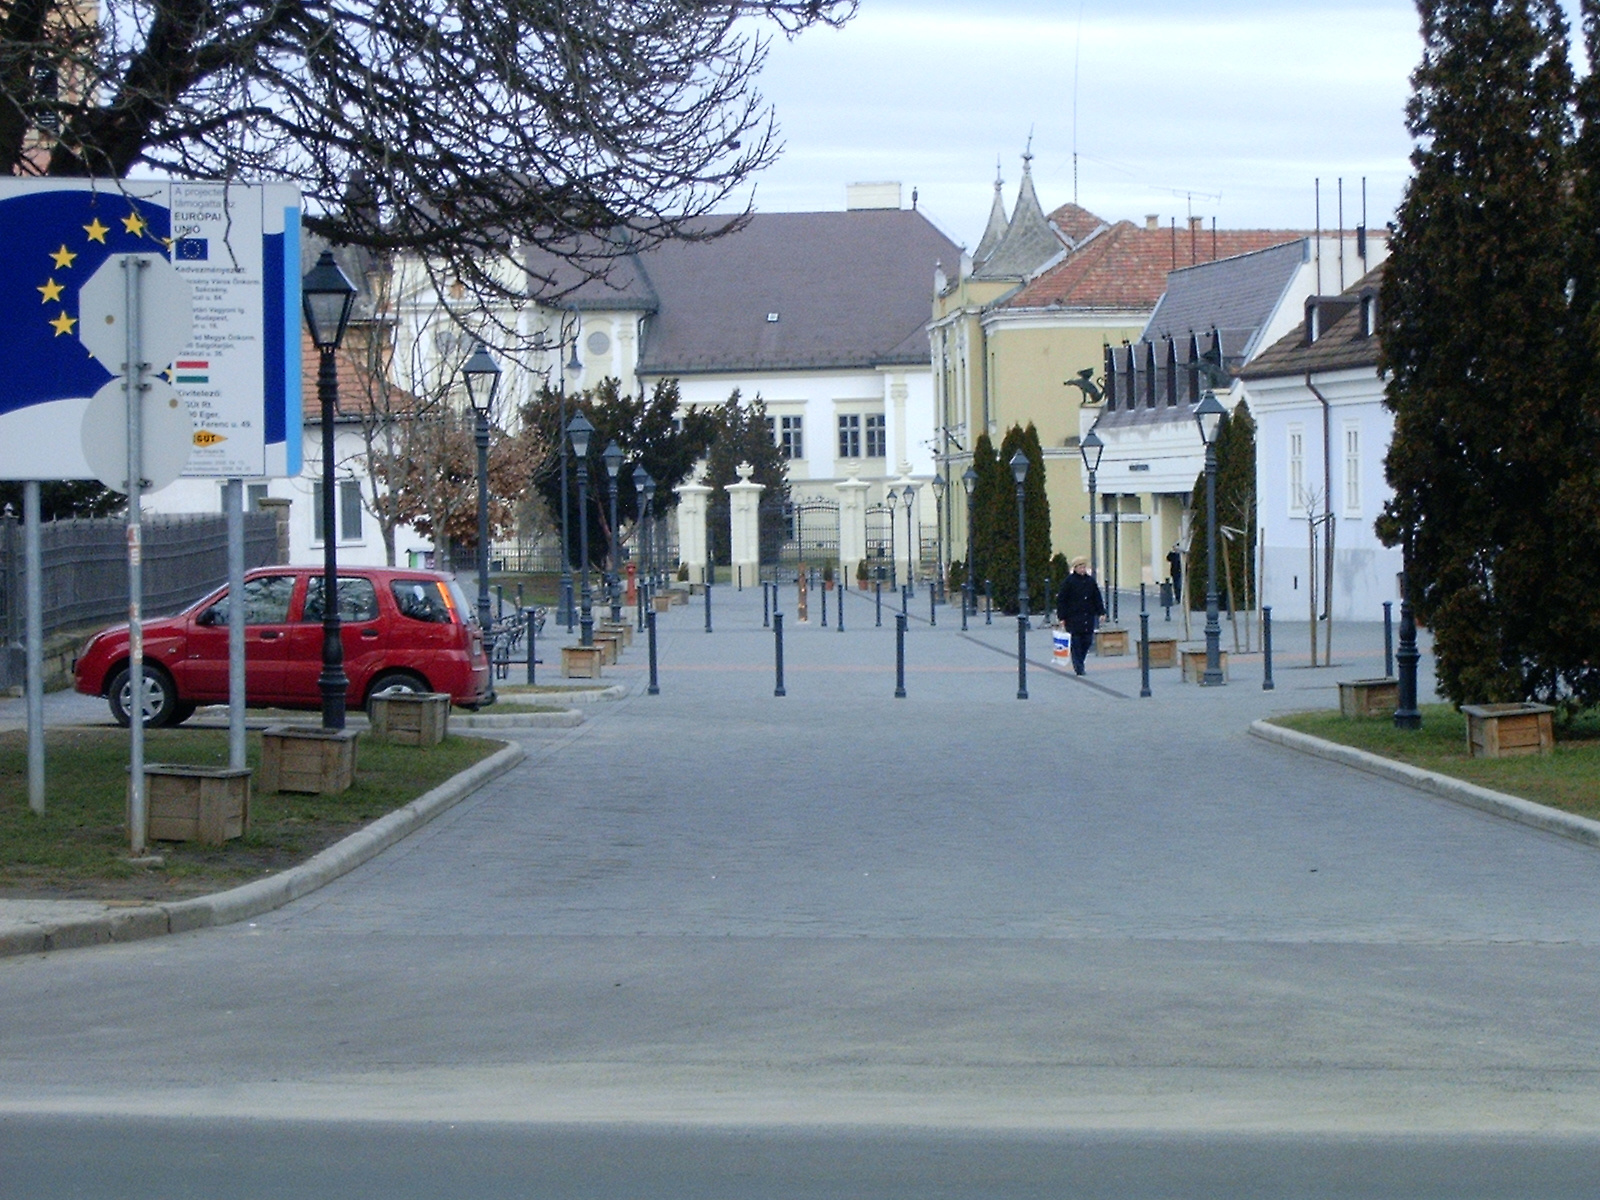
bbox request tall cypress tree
[967,432,1001,598]
[984,424,1052,613]
[1187,401,1257,612]
[1378,0,1597,706]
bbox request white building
[1239,267,1401,623]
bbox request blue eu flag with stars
[0,187,173,419]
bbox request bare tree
[2,0,854,309]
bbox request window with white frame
[1344,424,1361,514]
[838,413,861,458]
[865,413,887,458]
[1288,425,1306,514]
[313,480,365,542]
[777,414,803,460]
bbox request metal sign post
[123,255,149,857]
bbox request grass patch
[1270,704,1600,821]
[0,728,500,901]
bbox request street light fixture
[557,318,582,631]
[567,411,595,647]
[1010,449,1030,698]
[931,472,947,604]
[302,249,357,731]
[1080,427,1105,613]
[886,488,899,589]
[602,440,624,623]
[901,484,916,596]
[640,469,658,587]
[961,466,978,625]
[1194,390,1228,686]
[461,343,501,654]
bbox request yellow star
[49,311,77,336]
[82,218,109,243]
[50,244,76,269]
[37,278,63,303]
[122,210,148,237]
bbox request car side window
[302,577,380,623]
[203,575,295,626]
[390,579,454,624]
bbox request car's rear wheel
[107,664,181,728]
[364,669,431,716]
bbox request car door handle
[257,631,282,641]
[359,630,380,639]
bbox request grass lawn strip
[0,728,501,901]
[1267,704,1600,822]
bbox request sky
[743,0,1434,248]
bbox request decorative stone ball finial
[735,461,755,482]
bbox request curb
[0,739,526,959]
[451,708,584,729]
[1249,719,1600,850]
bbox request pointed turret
[974,150,1066,280]
[973,158,1010,266]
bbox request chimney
[846,182,902,210]
[1145,214,1159,231]
[1188,216,1203,233]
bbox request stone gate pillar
[675,474,712,585]
[725,462,765,587]
[836,476,870,587]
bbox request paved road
[4,587,1600,1196]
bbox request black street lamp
[632,464,652,601]
[568,411,595,647]
[640,468,657,587]
[886,487,899,589]
[962,466,978,625]
[901,484,916,596]
[461,343,501,654]
[602,440,624,623]
[1194,390,1228,686]
[302,250,358,731]
[1080,427,1104,613]
[931,472,947,604]
[558,321,582,631]
[1394,553,1422,729]
[1010,449,1030,698]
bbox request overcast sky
[741,1,1444,247]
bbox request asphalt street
[3,586,1599,1197]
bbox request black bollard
[875,581,882,627]
[704,579,712,633]
[773,612,786,697]
[1262,604,1275,691]
[646,609,659,695]
[985,580,993,625]
[894,613,907,698]
[929,581,936,627]
[496,585,504,623]
[1383,600,1394,678]
[1394,576,1421,729]
[1016,612,1028,700]
[837,576,845,633]
[1139,610,1152,698]
[763,580,770,628]
[901,584,908,617]
[822,578,829,627]
[526,606,537,686]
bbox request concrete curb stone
[0,739,526,959]
[1249,719,1600,850]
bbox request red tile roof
[1001,221,1309,313]
[1046,203,1109,246]
[299,324,421,422]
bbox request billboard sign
[0,179,302,482]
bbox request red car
[74,566,492,727]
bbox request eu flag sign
[0,180,301,482]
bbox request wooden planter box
[561,645,606,679]
[591,633,621,665]
[668,589,689,606]
[1145,637,1178,668]
[259,726,358,795]
[1096,627,1129,657]
[652,594,673,613]
[368,691,451,746]
[598,621,634,648]
[1463,702,1555,758]
[1339,677,1399,719]
[136,764,251,845]
[1180,647,1229,682]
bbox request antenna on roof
[1023,127,1034,170]
[1072,0,1084,207]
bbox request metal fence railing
[0,511,280,655]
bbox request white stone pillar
[725,462,765,588]
[890,374,910,475]
[836,476,870,585]
[675,475,712,585]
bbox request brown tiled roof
[299,325,422,422]
[1046,203,1109,246]
[1001,223,1310,314]
[1240,264,1386,379]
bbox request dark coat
[1056,573,1105,631]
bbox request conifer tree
[1378,0,1600,706]
[966,432,1001,600]
[985,424,1052,613]
[1187,401,1257,612]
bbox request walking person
[1056,556,1106,676]
[1166,543,1184,606]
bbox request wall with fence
[0,511,280,688]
